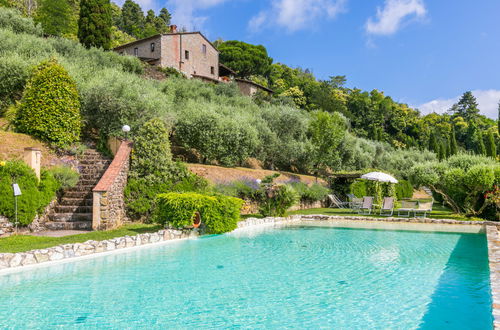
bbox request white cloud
[166,0,231,30]
[416,90,500,119]
[366,0,426,36]
[249,0,347,33]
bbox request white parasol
[361,172,398,184]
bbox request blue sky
[115,0,500,118]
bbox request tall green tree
[428,131,438,153]
[218,40,273,78]
[78,0,112,49]
[476,129,486,155]
[485,130,497,158]
[120,0,144,38]
[35,0,74,36]
[158,7,171,26]
[498,101,500,134]
[449,91,480,122]
[449,127,458,155]
[308,111,346,177]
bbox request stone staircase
[45,149,111,231]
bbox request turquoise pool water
[0,225,492,328]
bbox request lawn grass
[241,204,484,222]
[0,224,162,253]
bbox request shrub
[129,118,173,179]
[395,180,413,199]
[290,182,329,204]
[0,55,30,112]
[0,7,42,35]
[350,180,367,198]
[257,184,298,217]
[0,161,60,225]
[47,166,79,190]
[16,58,81,146]
[80,70,169,139]
[153,192,244,234]
[125,162,210,220]
[214,179,259,200]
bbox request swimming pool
[0,224,492,328]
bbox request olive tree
[410,153,499,217]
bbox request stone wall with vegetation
[93,141,132,230]
[0,228,198,270]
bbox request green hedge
[350,180,367,198]
[153,192,244,234]
[0,161,61,225]
[395,180,413,199]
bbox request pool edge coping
[486,225,500,329]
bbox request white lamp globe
[122,125,131,133]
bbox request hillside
[188,164,327,185]
[0,119,64,166]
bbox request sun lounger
[358,196,374,215]
[379,197,394,216]
[397,201,417,217]
[414,201,433,218]
[328,194,349,208]
[350,197,363,212]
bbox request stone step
[60,197,93,206]
[64,191,93,199]
[78,167,108,175]
[77,179,99,186]
[55,205,93,213]
[49,213,92,222]
[45,221,92,230]
[80,174,101,181]
[67,185,96,192]
[79,160,112,165]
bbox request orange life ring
[193,212,201,228]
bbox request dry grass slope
[188,163,327,185]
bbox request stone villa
[113,26,273,96]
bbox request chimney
[170,25,177,33]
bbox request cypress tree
[449,127,458,155]
[477,130,486,155]
[78,0,112,50]
[35,0,74,36]
[438,143,446,161]
[428,132,438,153]
[485,130,497,158]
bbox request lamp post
[122,124,131,141]
[12,183,21,234]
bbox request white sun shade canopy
[361,172,398,184]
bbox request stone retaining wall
[93,141,132,230]
[0,228,198,270]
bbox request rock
[105,240,116,251]
[21,253,36,266]
[34,249,50,263]
[95,241,106,253]
[125,236,136,248]
[116,238,126,249]
[48,250,64,261]
[0,253,14,269]
[150,233,160,243]
[9,253,23,268]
